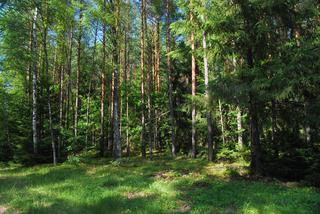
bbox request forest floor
[0,154,320,214]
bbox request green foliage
[66,154,82,165]
[217,147,245,162]
[0,0,320,188]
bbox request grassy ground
[0,155,319,214]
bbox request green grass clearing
[0,156,319,214]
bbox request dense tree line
[0,0,319,183]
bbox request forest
[0,0,320,213]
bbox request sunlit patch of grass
[0,156,319,213]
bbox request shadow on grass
[23,193,169,214]
[0,162,166,213]
[174,176,320,214]
[0,167,87,205]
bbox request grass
[0,154,320,214]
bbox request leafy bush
[66,155,82,165]
[217,147,243,162]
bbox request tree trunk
[140,0,146,158]
[147,26,153,160]
[32,7,38,155]
[155,17,160,93]
[112,0,121,159]
[304,100,311,144]
[100,0,107,157]
[249,95,262,174]
[52,46,58,83]
[43,4,56,165]
[247,46,262,175]
[147,54,153,160]
[237,106,243,150]
[202,31,213,161]
[107,72,114,152]
[39,47,44,144]
[58,64,64,160]
[66,27,73,129]
[85,82,91,149]
[154,16,160,151]
[74,0,83,144]
[151,25,158,152]
[191,12,196,159]
[27,23,33,104]
[218,99,226,145]
[86,24,98,149]
[125,0,131,156]
[166,0,176,157]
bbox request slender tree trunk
[247,46,262,174]
[155,17,160,93]
[190,11,197,158]
[100,0,107,156]
[126,86,130,156]
[58,24,69,159]
[39,48,44,143]
[166,0,176,157]
[140,0,146,158]
[147,26,153,160]
[154,16,160,151]
[86,24,98,149]
[237,106,243,150]
[125,0,131,156]
[52,47,58,83]
[232,53,242,150]
[58,64,64,160]
[304,100,311,144]
[66,28,73,129]
[74,0,83,144]
[151,26,158,151]
[202,31,213,161]
[112,0,121,159]
[4,94,11,158]
[119,45,122,146]
[147,57,153,160]
[107,73,114,151]
[32,7,38,155]
[218,99,226,145]
[85,82,91,148]
[249,95,262,174]
[27,23,33,104]
[43,6,57,165]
